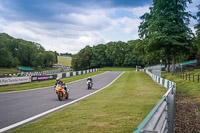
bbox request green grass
[162,69,200,109]
[0,68,20,74]
[0,71,104,92]
[10,71,165,133]
[57,56,72,66]
[34,67,58,72]
[100,67,136,71]
[0,67,58,74]
[184,68,200,75]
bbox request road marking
[0,71,123,132]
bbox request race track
[0,71,123,132]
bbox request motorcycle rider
[87,77,93,87]
[55,77,67,92]
[87,77,93,82]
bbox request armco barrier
[134,70,176,133]
[44,68,98,80]
[1,68,99,85]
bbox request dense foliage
[60,52,72,57]
[194,4,200,65]
[71,40,144,71]
[139,0,195,73]
[0,33,56,68]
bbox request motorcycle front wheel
[58,91,63,101]
[65,92,69,99]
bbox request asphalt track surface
[0,71,123,132]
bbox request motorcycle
[54,84,69,101]
[87,80,93,90]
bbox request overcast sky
[0,0,199,54]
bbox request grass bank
[10,71,165,133]
[0,68,19,74]
[0,67,58,74]
[162,69,200,109]
[162,69,200,132]
[0,71,104,92]
[57,56,72,66]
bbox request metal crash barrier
[134,70,176,133]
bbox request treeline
[72,1,200,72]
[60,52,72,57]
[72,40,144,71]
[0,33,57,68]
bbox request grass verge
[10,71,165,133]
[0,67,59,74]
[162,69,200,132]
[162,70,200,109]
[0,71,104,92]
[0,67,19,74]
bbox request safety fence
[0,68,98,86]
[134,69,176,133]
[0,69,62,77]
[144,59,198,72]
[176,72,200,83]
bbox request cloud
[55,12,117,31]
[116,17,141,34]
[2,0,197,55]
[0,20,107,54]
[0,0,154,54]
[187,0,199,13]
[129,6,150,17]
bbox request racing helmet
[56,77,60,81]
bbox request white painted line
[0,71,108,94]
[0,71,124,133]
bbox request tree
[123,40,137,66]
[90,44,111,68]
[194,4,200,64]
[139,0,194,73]
[71,54,80,71]
[0,47,16,67]
[105,41,126,66]
[44,51,56,67]
[71,45,92,71]
[0,33,57,68]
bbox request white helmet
[56,77,60,81]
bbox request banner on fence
[0,76,31,85]
[32,75,53,81]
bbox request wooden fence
[176,72,200,83]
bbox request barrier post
[189,74,190,81]
[167,84,176,133]
[193,74,194,82]
[186,73,187,80]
